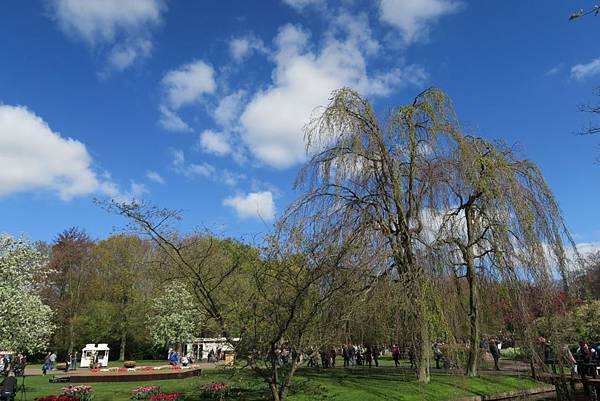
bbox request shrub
[501,347,526,360]
[124,360,137,368]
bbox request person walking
[330,348,337,368]
[342,346,350,368]
[433,340,443,369]
[43,352,51,373]
[373,346,380,367]
[391,344,400,367]
[349,345,356,366]
[49,352,57,371]
[489,339,501,371]
[408,347,416,370]
[365,346,373,368]
[70,352,78,371]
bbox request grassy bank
[15,364,545,401]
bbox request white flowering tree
[0,235,54,353]
[147,286,202,351]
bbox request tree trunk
[68,318,75,355]
[464,205,480,377]
[416,294,431,383]
[417,324,431,383]
[465,253,479,376]
[119,331,127,361]
[269,383,281,401]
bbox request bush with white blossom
[0,234,54,353]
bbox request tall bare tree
[101,200,364,401]
[46,227,95,354]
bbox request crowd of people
[167,349,195,367]
[0,353,26,377]
[207,348,226,363]
[298,344,409,369]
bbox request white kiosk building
[81,343,110,367]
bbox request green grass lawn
[15,358,547,401]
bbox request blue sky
[1,0,599,251]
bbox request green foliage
[569,300,600,343]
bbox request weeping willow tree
[290,86,466,382]
[433,135,577,376]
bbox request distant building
[184,337,238,361]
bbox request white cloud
[229,36,268,62]
[0,104,135,201]
[215,90,246,129]
[159,60,216,132]
[571,58,600,80]
[50,0,165,70]
[169,149,246,188]
[223,191,275,220]
[158,106,192,133]
[239,23,425,168]
[170,148,216,178]
[199,130,231,156]
[282,0,326,11]
[577,242,600,256]
[108,39,152,71]
[222,170,246,187]
[129,181,149,197]
[544,63,564,77]
[145,170,165,184]
[330,12,380,55]
[379,0,463,44]
[162,60,216,109]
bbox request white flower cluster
[0,234,54,353]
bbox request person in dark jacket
[433,340,443,369]
[408,347,416,369]
[0,375,16,401]
[489,339,501,371]
[373,346,380,367]
[342,346,350,368]
[365,346,373,368]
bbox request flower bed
[149,393,181,401]
[201,383,229,400]
[35,396,81,401]
[131,385,161,400]
[62,385,93,401]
